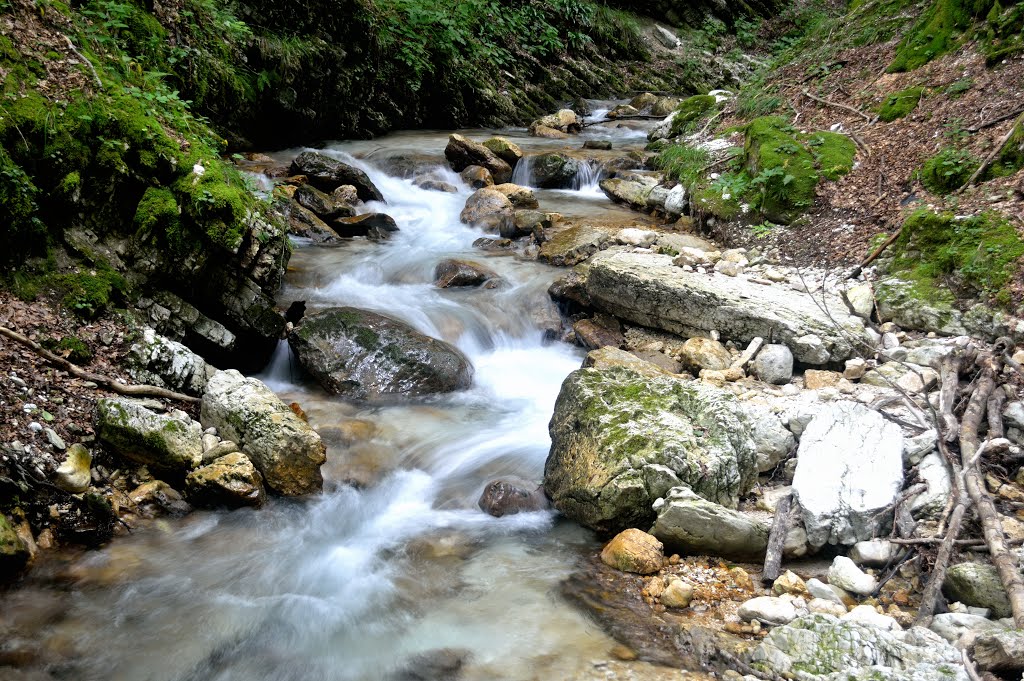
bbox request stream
[3,104,665,681]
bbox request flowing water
[2,102,666,681]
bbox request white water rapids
[2,103,668,681]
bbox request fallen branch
[801,89,873,122]
[0,325,200,404]
[847,221,900,279]
[960,112,1024,191]
[939,349,964,442]
[64,36,103,90]
[961,357,1024,627]
[762,491,792,584]
[969,106,1024,132]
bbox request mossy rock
[668,95,718,137]
[0,513,30,581]
[920,147,980,194]
[52,267,128,320]
[888,208,1024,308]
[743,117,820,223]
[877,86,924,122]
[543,365,758,534]
[42,336,93,364]
[804,130,857,179]
[888,0,983,72]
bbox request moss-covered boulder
[886,209,1024,308]
[543,366,758,533]
[888,0,978,72]
[0,513,30,581]
[944,562,1011,618]
[531,153,582,189]
[877,86,924,122]
[482,137,524,167]
[95,398,204,472]
[444,134,513,184]
[738,117,857,222]
[668,94,718,138]
[288,307,473,400]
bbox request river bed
[2,104,669,681]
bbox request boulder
[434,258,498,288]
[0,514,30,580]
[793,403,904,548]
[289,151,384,202]
[503,209,559,239]
[544,366,758,532]
[828,556,878,596]
[444,134,513,184]
[200,370,326,496]
[491,183,538,209]
[929,613,1005,644]
[573,318,624,351]
[607,104,641,119]
[459,165,494,189]
[333,213,400,240]
[841,605,902,632]
[460,188,514,230]
[629,92,659,110]
[600,528,664,575]
[599,176,658,209]
[741,403,796,473]
[582,347,670,377]
[532,153,581,189]
[285,201,342,243]
[849,540,898,567]
[529,124,569,139]
[477,479,549,517]
[661,578,694,608]
[583,140,612,150]
[530,109,581,134]
[973,630,1024,672]
[129,479,192,517]
[651,487,769,560]
[288,307,472,400]
[738,596,802,626]
[185,452,266,508]
[482,137,523,167]
[126,327,216,396]
[652,96,680,117]
[747,614,967,681]
[679,337,732,373]
[294,182,355,220]
[54,443,92,494]
[538,225,611,266]
[96,398,203,472]
[585,251,866,365]
[944,562,1012,618]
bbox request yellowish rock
[600,528,664,575]
[773,570,809,597]
[804,369,843,390]
[661,578,694,608]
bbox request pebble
[44,428,66,450]
[23,403,37,413]
[828,556,878,596]
[10,376,27,388]
[28,422,42,433]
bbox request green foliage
[743,116,820,221]
[891,208,1024,307]
[888,0,995,72]
[920,147,980,193]
[945,77,974,98]
[877,86,924,121]
[736,86,782,118]
[983,1,1024,64]
[653,144,711,186]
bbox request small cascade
[255,339,300,391]
[571,160,603,192]
[510,154,533,187]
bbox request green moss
[668,95,718,137]
[743,116,819,222]
[920,147,980,194]
[134,187,181,239]
[890,208,1024,307]
[691,182,744,220]
[52,266,128,319]
[877,86,924,122]
[803,131,856,179]
[42,336,93,364]
[888,0,992,72]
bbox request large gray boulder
[288,307,473,400]
[532,153,582,189]
[543,366,758,533]
[201,370,326,496]
[126,327,216,396]
[747,614,967,681]
[444,134,513,184]
[585,251,867,364]
[96,398,203,471]
[289,151,384,202]
[651,487,769,560]
[792,402,904,549]
[944,562,1012,618]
